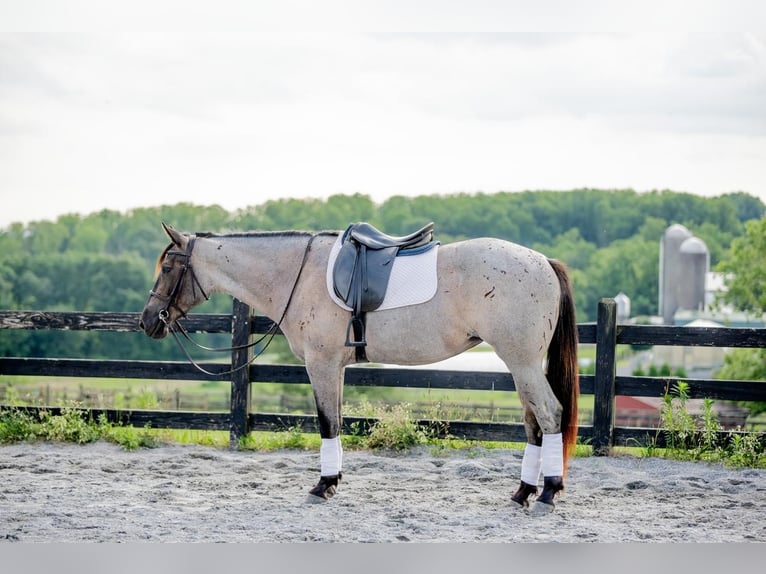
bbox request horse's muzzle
[139,312,169,339]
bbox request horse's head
[139,223,210,339]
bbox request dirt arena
[1,441,764,543]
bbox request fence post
[592,298,617,456]
[229,298,252,448]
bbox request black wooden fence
[1,298,765,453]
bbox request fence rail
[1,299,765,452]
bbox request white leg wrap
[520,443,542,485]
[541,433,564,477]
[320,437,343,477]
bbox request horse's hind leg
[510,408,543,508]
[507,364,566,512]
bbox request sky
[1,25,766,228]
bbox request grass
[2,397,762,469]
[641,381,765,468]
[0,406,159,450]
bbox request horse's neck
[196,233,312,318]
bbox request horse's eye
[161,265,172,274]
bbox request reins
[157,233,317,377]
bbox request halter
[148,233,316,376]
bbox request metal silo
[678,236,710,312]
[660,224,693,324]
[615,291,631,323]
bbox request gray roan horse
[139,223,579,512]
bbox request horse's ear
[162,222,185,247]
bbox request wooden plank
[249,364,310,384]
[0,357,231,381]
[613,426,764,449]
[430,420,528,442]
[172,315,234,333]
[0,310,233,333]
[248,364,517,391]
[251,316,281,335]
[578,374,595,395]
[8,406,230,430]
[249,413,318,433]
[578,323,597,344]
[613,426,662,447]
[0,311,142,331]
[592,299,617,455]
[616,376,766,402]
[248,414,596,444]
[616,325,766,348]
[344,366,516,391]
[247,412,529,442]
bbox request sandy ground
[1,441,764,543]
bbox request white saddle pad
[326,233,439,312]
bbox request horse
[139,222,579,512]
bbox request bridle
[147,233,316,376]
[150,235,210,325]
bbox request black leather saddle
[332,221,435,355]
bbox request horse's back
[361,236,561,365]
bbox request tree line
[0,188,763,361]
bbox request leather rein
[149,233,316,376]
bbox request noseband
[149,235,209,323]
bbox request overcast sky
[1,30,765,228]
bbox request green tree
[579,235,659,320]
[715,217,766,413]
[533,228,597,271]
[718,217,766,315]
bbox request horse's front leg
[304,361,345,503]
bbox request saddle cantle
[332,221,435,354]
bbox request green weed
[38,406,101,444]
[651,382,764,467]
[365,403,432,450]
[0,408,38,442]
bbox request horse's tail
[546,259,579,476]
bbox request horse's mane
[195,230,339,239]
[154,244,174,278]
[153,230,339,277]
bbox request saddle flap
[332,242,358,303]
[332,241,398,312]
[359,246,397,312]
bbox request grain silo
[614,292,631,323]
[660,224,693,324]
[678,236,710,312]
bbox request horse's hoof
[510,481,537,509]
[306,473,342,503]
[535,475,564,506]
